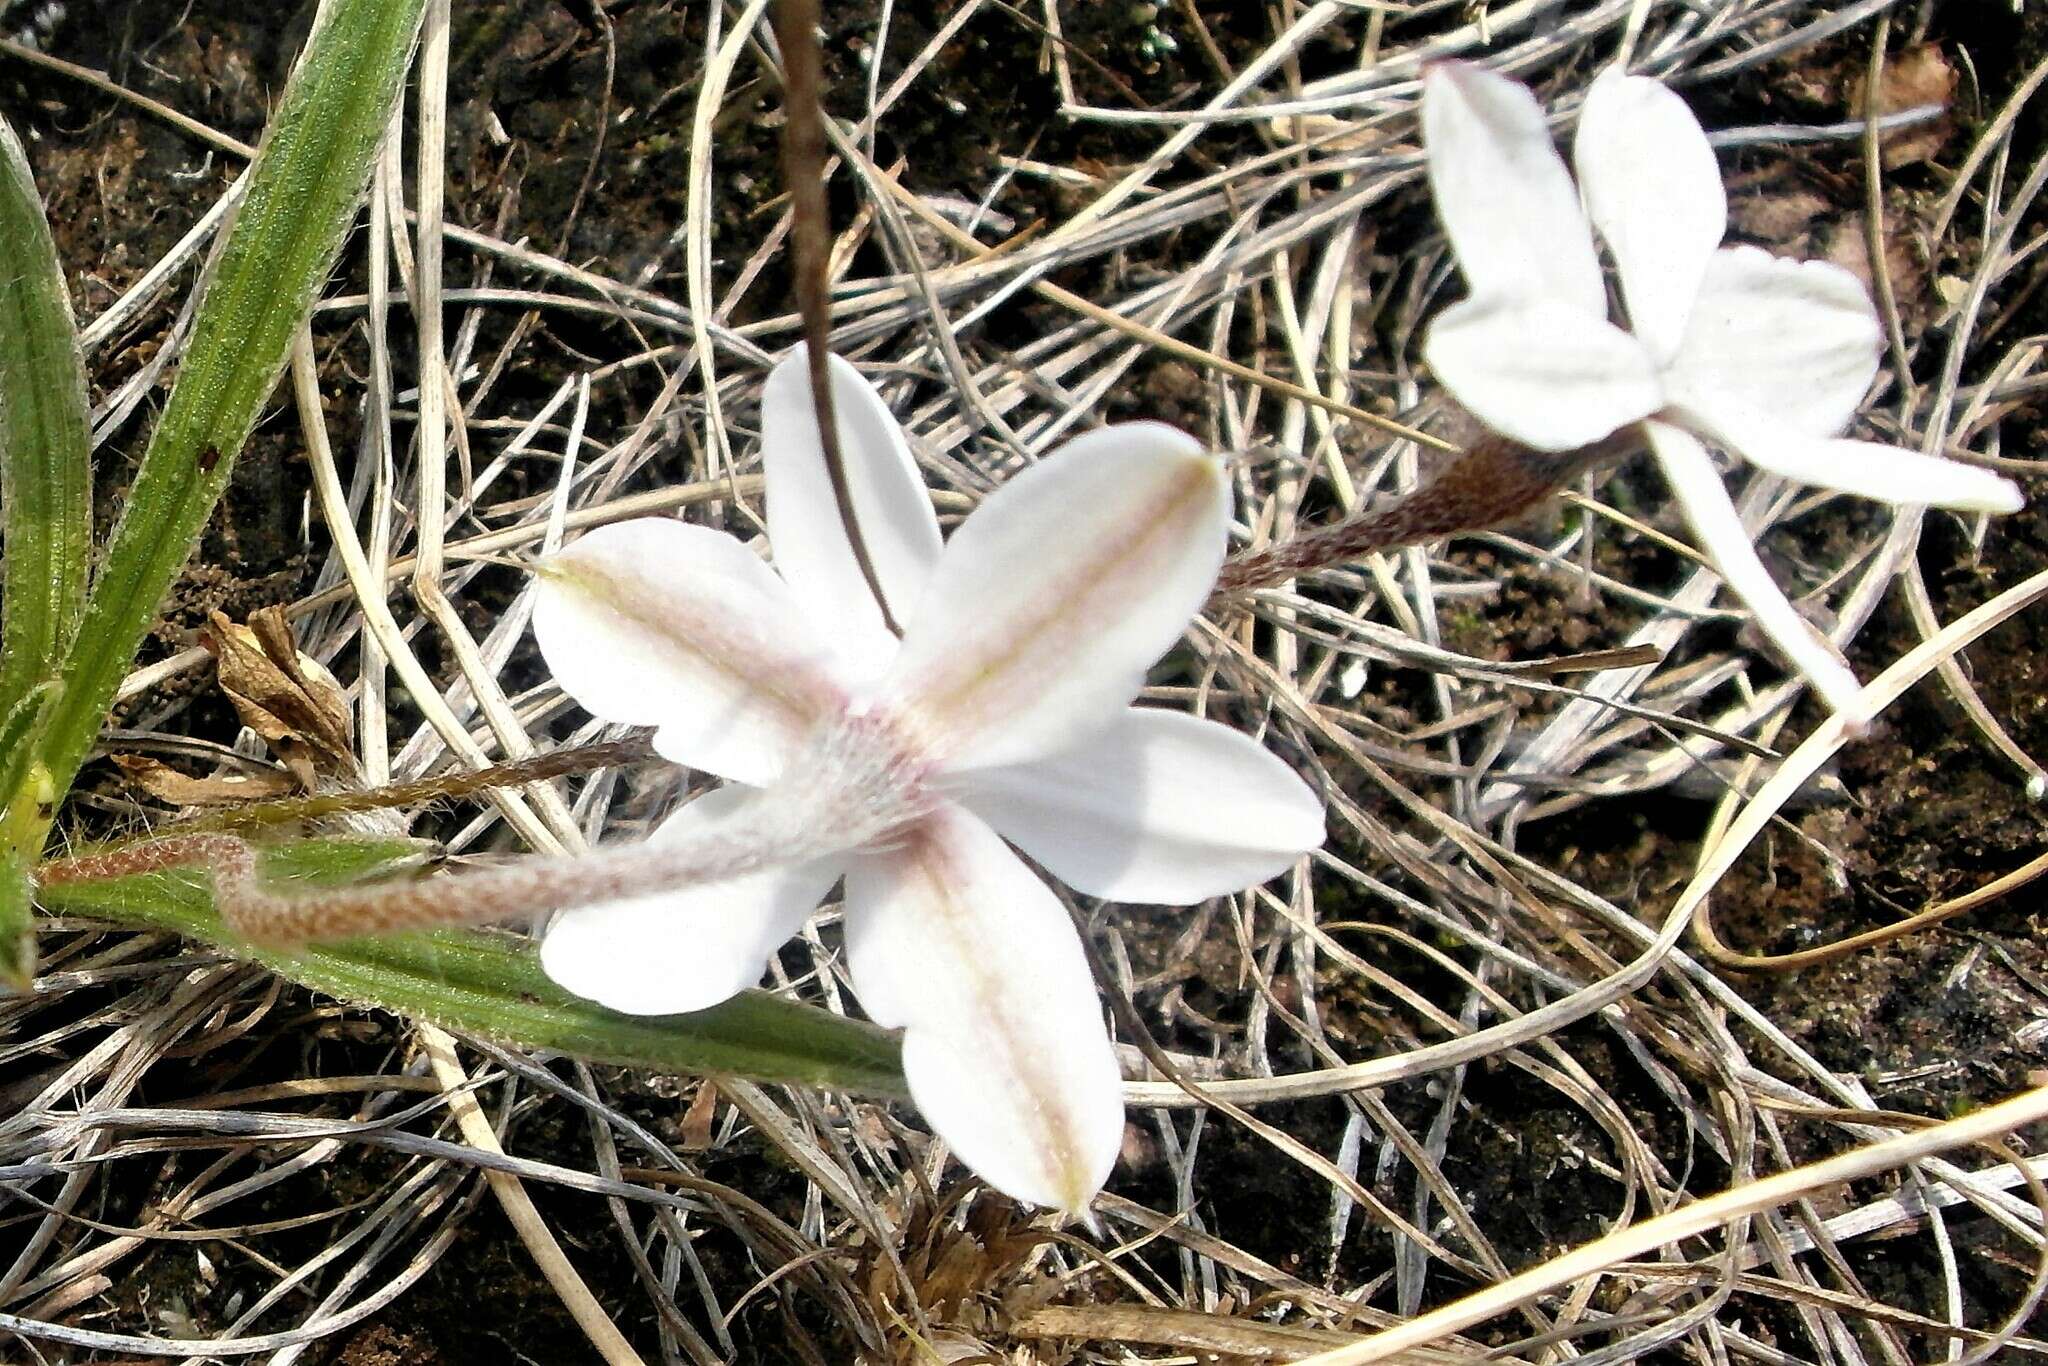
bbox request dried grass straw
[5,0,2047,1360]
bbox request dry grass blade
[3,1,2045,1360]
[1295,1083,2048,1365]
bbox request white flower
[527,352,1326,1213]
[1420,61,2023,716]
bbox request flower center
[783,705,938,853]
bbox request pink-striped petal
[960,708,1324,902]
[533,518,849,785]
[881,423,1229,773]
[539,786,840,1016]
[844,804,1123,1214]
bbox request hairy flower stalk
[1212,428,1641,598]
[38,717,931,945]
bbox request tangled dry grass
[2,0,2048,1361]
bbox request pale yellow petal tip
[1153,435,1230,510]
[1051,1171,1106,1223]
[528,551,579,585]
[1045,1133,1119,1220]
[1178,454,1229,507]
[530,549,624,604]
[1826,687,1876,744]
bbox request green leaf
[0,113,87,980]
[0,695,54,978]
[0,856,32,992]
[30,0,431,812]
[37,837,909,1097]
[0,117,91,722]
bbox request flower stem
[43,817,778,946]
[165,737,656,836]
[39,722,928,946]
[1213,429,1640,599]
[36,836,909,1096]
[772,0,900,635]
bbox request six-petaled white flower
[528,353,1326,1214]
[1421,61,2023,716]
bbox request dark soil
[3,0,2047,1361]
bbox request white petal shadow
[845,804,1123,1214]
[959,708,1324,903]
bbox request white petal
[763,351,944,679]
[845,804,1123,1213]
[882,424,1229,773]
[533,518,849,786]
[1423,295,1662,450]
[959,709,1325,903]
[1423,61,1606,317]
[539,786,840,1016]
[1646,420,1864,716]
[1679,402,2023,514]
[1573,68,1725,363]
[1665,246,1881,440]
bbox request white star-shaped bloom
[1421,61,2022,716]
[528,353,1326,1213]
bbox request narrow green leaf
[31,0,431,810]
[0,857,32,992]
[0,114,92,981]
[0,754,52,988]
[0,117,91,719]
[37,838,910,1097]
[0,692,53,978]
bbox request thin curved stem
[772,0,901,634]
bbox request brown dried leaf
[112,754,297,807]
[203,608,355,788]
[1824,209,1932,327]
[678,1080,719,1151]
[1730,187,1831,248]
[1856,44,1956,169]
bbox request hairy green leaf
[31,0,431,810]
[0,114,92,983]
[0,117,90,720]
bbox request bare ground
[1,1,2047,1362]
